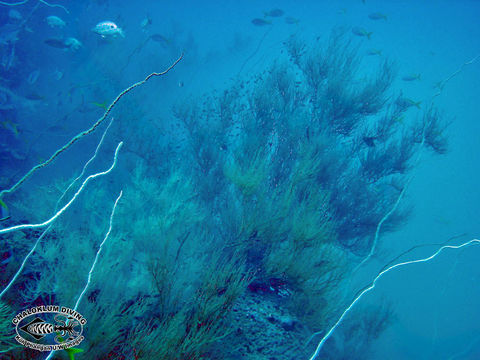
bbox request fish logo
[20,315,80,342]
[12,306,86,351]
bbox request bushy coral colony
[0,25,452,360]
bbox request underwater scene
[0,0,479,359]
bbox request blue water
[0,0,479,359]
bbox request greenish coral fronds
[0,301,19,353]
[223,148,270,196]
[127,253,247,359]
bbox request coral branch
[432,54,479,100]
[353,53,478,269]
[309,238,480,360]
[0,0,28,5]
[74,191,123,312]
[353,130,426,272]
[0,0,68,13]
[38,0,68,13]
[0,119,114,300]
[44,190,123,360]
[0,142,123,235]
[0,54,183,200]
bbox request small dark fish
[264,8,284,17]
[366,48,382,56]
[140,16,152,29]
[91,101,107,110]
[352,27,372,39]
[27,70,40,85]
[44,38,69,49]
[402,73,421,81]
[285,16,299,25]
[150,34,170,45]
[368,12,387,20]
[25,93,44,101]
[251,18,271,26]
[395,96,421,109]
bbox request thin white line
[309,238,480,360]
[0,142,123,235]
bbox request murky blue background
[1,0,479,358]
